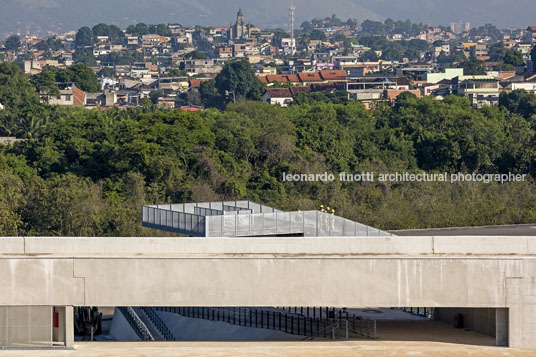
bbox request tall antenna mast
[289,0,296,55]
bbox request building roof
[266,74,290,83]
[180,106,203,112]
[298,72,323,82]
[385,89,421,100]
[527,26,536,31]
[264,88,292,98]
[319,70,347,81]
[189,78,211,88]
[258,76,269,84]
[286,74,300,83]
[289,86,311,96]
[393,76,411,86]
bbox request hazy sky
[1,0,534,38]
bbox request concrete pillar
[65,306,74,348]
[496,308,508,347]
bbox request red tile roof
[264,88,292,98]
[298,72,323,82]
[286,74,300,83]
[290,86,311,96]
[385,89,421,100]
[258,76,269,84]
[189,78,211,88]
[319,70,347,81]
[266,74,290,83]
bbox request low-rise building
[40,84,86,106]
[452,75,500,107]
[425,68,464,84]
[262,86,311,107]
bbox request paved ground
[392,224,536,236]
[2,319,533,356]
[1,340,533,356]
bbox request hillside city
[1,8,535,111]
[2,4,536,353]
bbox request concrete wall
[434,308,496,337]
[3,236,536,255]
[0,236,535,349]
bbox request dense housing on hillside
[1,8,535,110]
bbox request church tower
[237,8,244,26]
[230,8,248,42]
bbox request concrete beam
[0,236,535,349]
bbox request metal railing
[142,201,394,238]
[118,307,154,341]
[140,307,176,341]
[154,307,378,340]
[401,307,432,318]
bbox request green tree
[310,30,326,41]
[361,20,385,35]
[499,90,536,119]
[149,90,163,104]
[91,24,124,43]
[488,42,507,62]
[0,170,24,235]
[504,50,524,67]
[168,68,188,77]
[184,51,206,59]
[35,37,64,52]
[0,62,47,137]
[73,48,97,66]
[54,63,101,92]
[214,61,266,102]
[500,63,515,71]
[31,70,60,98]
[300,21,314,33]
[92,23,110,37]
[4,35,21,51]
[532,46,536,62]
[150,24,171,36]
[98,67,116,78]
[199,80,224,108]
[126,23,150,36]
[75,27,94,47]
[457,59,487,75]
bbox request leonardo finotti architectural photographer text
[281,172,528,184]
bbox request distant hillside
[353,0,535,28]
[2,0,533,40]
[0,0,383,38]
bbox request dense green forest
[1,62,536,236]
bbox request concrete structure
[425,68,464,84]
[1,236,536,349]
[229,9,252,42]
[40,84,86,106]
[502,82,536,94]
[142,201,393,237]
[453,75,500,107]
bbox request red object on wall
[54,312,59,328]
[454,313,464,329]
